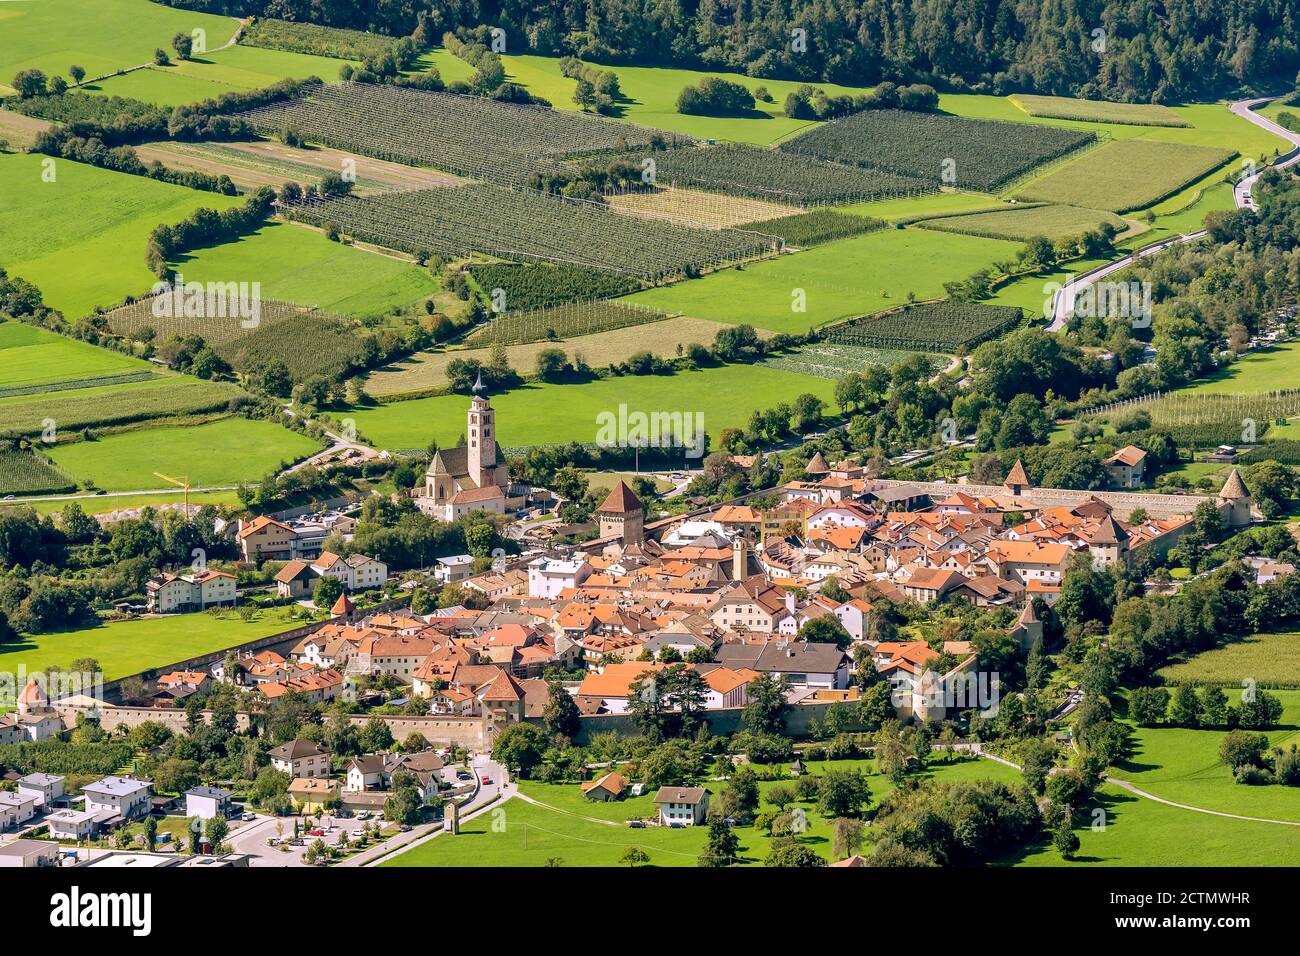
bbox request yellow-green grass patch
[1011,94,1190,127]
[1017,139,1235,213]
[1157,632,1300,688]
[920,203,1129,242]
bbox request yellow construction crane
[153,471,191,518]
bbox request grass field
[1012,781,1300,866]
[0,605,305,687]
[1157,632,1300,688]
[45,417,322,491]
[418,50,881,146]
[84,44,353,106]
[920,204,1129,242]
[0,152,242,317]
[1103,691,1300,824]
[839,191,1008,222]
[1180,342,1300,395]
[941,95,1290,160]
[0,0,241,85]
[134,140,457,195]
[1011,95,1190,127]
[383,757,1022,867]
[625,229,1021,333]
[345,363,840,452]
[365,317,739,397]
[0,321,151,388]
[1018,139,1235,213]
[172,221,438,316]
[0,489,242,517]
[0,374,245,437]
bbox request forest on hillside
[161,0,1300,102]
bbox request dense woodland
[162,0,1300,102]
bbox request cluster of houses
[142,507,389,614]
[123,448,1262,727]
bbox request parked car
[356,811,371,820]
[480,776,492,785]
[456,771,472,781]
[350,829,366,839]
[307,828,324,837]
[241,812,256,821]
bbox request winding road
[1047,96,1300,331]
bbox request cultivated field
[102,297,367,381]
[626,229,1021,334]
[1157,632,1300,689]
[920,203,1128,242]
[134,140,459,195]
[286,184,776,280]
[0,376,245,437]
[0,110,52,149]
[46,416,321,491]
[344,363,840,451]
[367,317,739,397]
[605,186,801,229]
[0,449,76,495]
[238,82,690,186]
[645,143,933,205]
[1012,95,1191,127]
[0,153,242,317]
[779,109,1095,192]
[465,263,642,312]
[826,301,1025,352]
[761,343,936,379]
[1018,139,1235,212]
[467,301,668,347]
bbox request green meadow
[626,229,1022,333]
[45,416,322,491]
[0,0,240,89]
[1104,691,1300,824]
[86,44,354,106]
[1180,342,1300,395]
[383,757,1022,867]
[0,605,305,686]
[344,363,841,452]
[941,94,1291,160]
[0,321,150,387]
[173,221,439,316]
[1158,632,1300,690]
[0,152,241,317]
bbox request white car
[351,829,366,839]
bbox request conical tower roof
[1004,458,1030,489]
[331,592,355,616]
[1017,600,1039,626]
[805,451,831,474]
[1220,467,1250,500]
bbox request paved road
[345,755,511,867]
[1047,96,1300,331]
